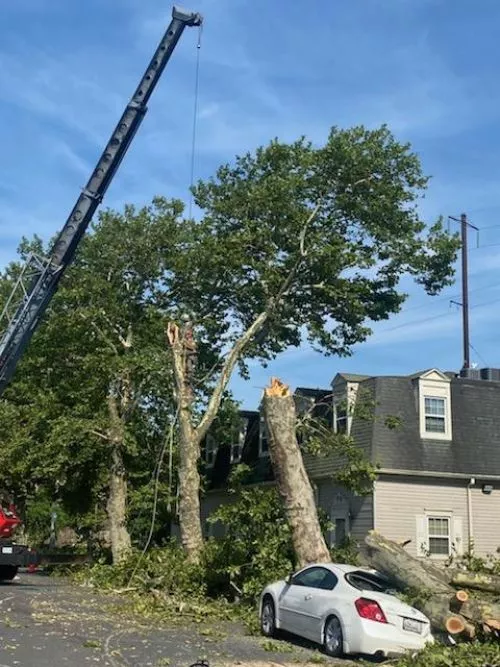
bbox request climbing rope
[188,23,203,220]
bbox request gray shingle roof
[371,375,500,477]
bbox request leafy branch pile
[72,486,356,633]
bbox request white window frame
[333,399,348,435]
[230,418,248,464]
[424,396,447,435]
[204,433,217,468]
[259,414,269,457]
[417,371,452,441]
[426,512,452,558]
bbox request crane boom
[0,5,202,398]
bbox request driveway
[0,572,355,666]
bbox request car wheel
[0,566,18,581]
[261,596,276,637]
[323,615,343,657]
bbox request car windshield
[344,570,396,594]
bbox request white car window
[291,566,338,591]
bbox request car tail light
[355,597,388,623]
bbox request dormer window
[204,434,217,467]
[259,414,269,457]
[334,401,348,434]
[416,369,452,441]
[424,397,446,434]
[231,418,248,463]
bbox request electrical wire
[188,24,203,220]
[375,295,500,335]
[126,406,180,587]
[469,342,489,367]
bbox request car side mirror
[286,574,293,585]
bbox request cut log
[363,531,500,639]
[450,589,469,614]
[450,570,500,594]
[263,377,331,568]
[445,616,465,635]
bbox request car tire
[0,565,18,581]
[261,596,276,637]
[323,615,343,658]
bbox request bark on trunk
[450,570,500,594]
[363,531,500,638]
[263,377,330,568]
[107,445,131,564]
[166,322,203,563]
[177,405,203,563]
[106,381,132,564]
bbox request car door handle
[304,594,312,600]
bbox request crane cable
[188,23,203,220]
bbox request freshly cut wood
[363,531,500,639]
[450,589,469,614]
[445,616,465,635]
[263,377,331,568]
[450,570,500,594]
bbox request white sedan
[259,563,433,659]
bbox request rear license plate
[403,617,422,634]
[1,547,13,554]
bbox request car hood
[367,591,429,623]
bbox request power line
[399,278,500,315]
[375,295,500,335]
[469,342,489,367]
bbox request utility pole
[461,213,470,370]
[449,214,478,371]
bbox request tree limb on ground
[363,531,500,641]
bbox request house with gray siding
[192,367,500,560]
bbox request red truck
[0,503,38,579]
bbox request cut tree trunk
[263,377,330,568]
[177,408,203,563]
[449,570,500,594]
[166,322,203,564]
[363,531,500,638]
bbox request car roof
[298,562,369,574]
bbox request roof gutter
[378,468,500,482]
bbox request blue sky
[3,0,500,409]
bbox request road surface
[0,572,351,666]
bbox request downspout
[467,477,475,553]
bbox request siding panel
[317,481,374,544]
[374,475,470,557]
[471,484,500,556]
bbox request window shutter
[415,515,427,556]
[452,517,464,556]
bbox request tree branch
[195,310,269,444]
[80,314,119,355]
[276,204,321,303]
[194,204,322,445]
[89,429,110,441]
